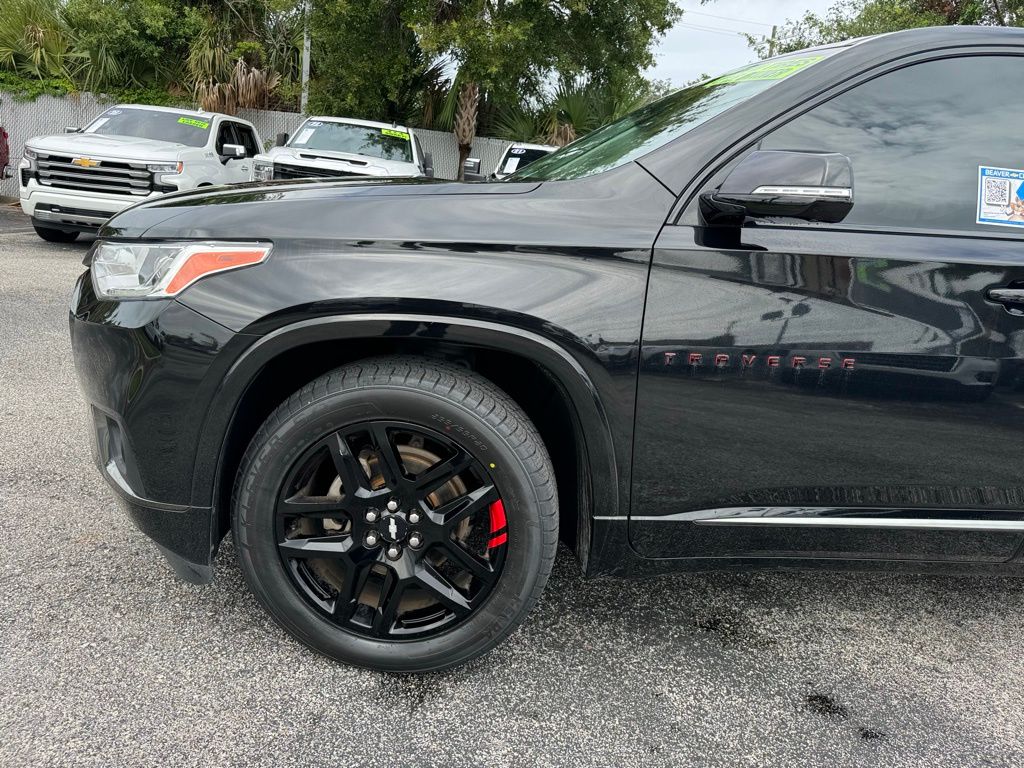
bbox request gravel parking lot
[2,201,1024,767]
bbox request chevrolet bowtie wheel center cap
[378,512,409,544]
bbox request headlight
[252,162,273,182]
[91,241,271,299]
[22,147,37,168]
[147,161,184,189]
[146,161,183,174]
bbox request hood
[259,146,418,177]
[100,176,541,239]
[26,133,189,162]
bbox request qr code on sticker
[985,177,1011,206]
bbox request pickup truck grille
[273,163,362,181]
[34,153,154,196]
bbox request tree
[309,0,447,124]
[750,0,1024,57]
[405,0,681,177]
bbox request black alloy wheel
[276,420,509,639]
[233,357,558,672]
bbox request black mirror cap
[703,150,854,226]
[423,152,434,178]
[64,127,82,134]
[275,132,289,147]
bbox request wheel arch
[194,314,621,574]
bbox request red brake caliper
[487,499,507,548]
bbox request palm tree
[453,80,478,179]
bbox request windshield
[289,120,414,163]
[84,108,213,147]
[497,147,553,175]
[511,53,834,182]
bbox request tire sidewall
[234,383,546,671]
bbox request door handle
[988,287,1024,314]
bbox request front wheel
[232,357,558,672]
[32,223,79,243]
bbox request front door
[631,53,1024,563]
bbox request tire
[32,223,79,243]
[232,356,558,672]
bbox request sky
[649,0,839,86]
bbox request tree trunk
[454,80,479,180]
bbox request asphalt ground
[2,202,1024,767]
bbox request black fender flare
[191,313,622,562]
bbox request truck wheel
[32,224,79,243]
[232,356,559,672]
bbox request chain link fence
[0,94,513,199]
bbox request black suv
[71,28,1024,672]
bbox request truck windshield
[84,108,213,147]
[510,52,837,182]
[290,121,413,163]
[498,147,553,175]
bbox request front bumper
[70,270,239,583]
[21,180,163,232]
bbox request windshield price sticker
[294,128,315,145]
[178,117,210,130]
[382,128,410,140]
[710,55,825,85]
[978,166,1024,228]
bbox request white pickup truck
[251,117,432,182]
[18,104,262,242]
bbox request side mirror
[463,157,484,181]
[221,143,246,163]
[64,126,82,134]
[700,150,854,226]
[423,152,434,179]
[275,132,289,147]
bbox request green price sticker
[178,117,210,130]
[709,55,825,85]
[381,128,409,140]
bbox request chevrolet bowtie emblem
[71,157,100,168]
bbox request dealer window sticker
[293,128,315,145]
[382,128,409,140]
[178,117,210,130]
[709,55,825,85]
[977,166,1024,228]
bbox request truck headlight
[147,161,184,188]
[146,161,183,174]
[252,162,274,182]
[21,147,37,169]
[91,241,271,299]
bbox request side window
[215,121,235,154]
[760,55,1024,233]
[233,124,260,157]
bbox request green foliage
[0,0,76,80]
[752,0,1024,57]
[0,70,74,100]
[0,0,676,133]
[309,0,446,125]
[64,0,199,90]
[491,76,665,145]
[405,0,681,102]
